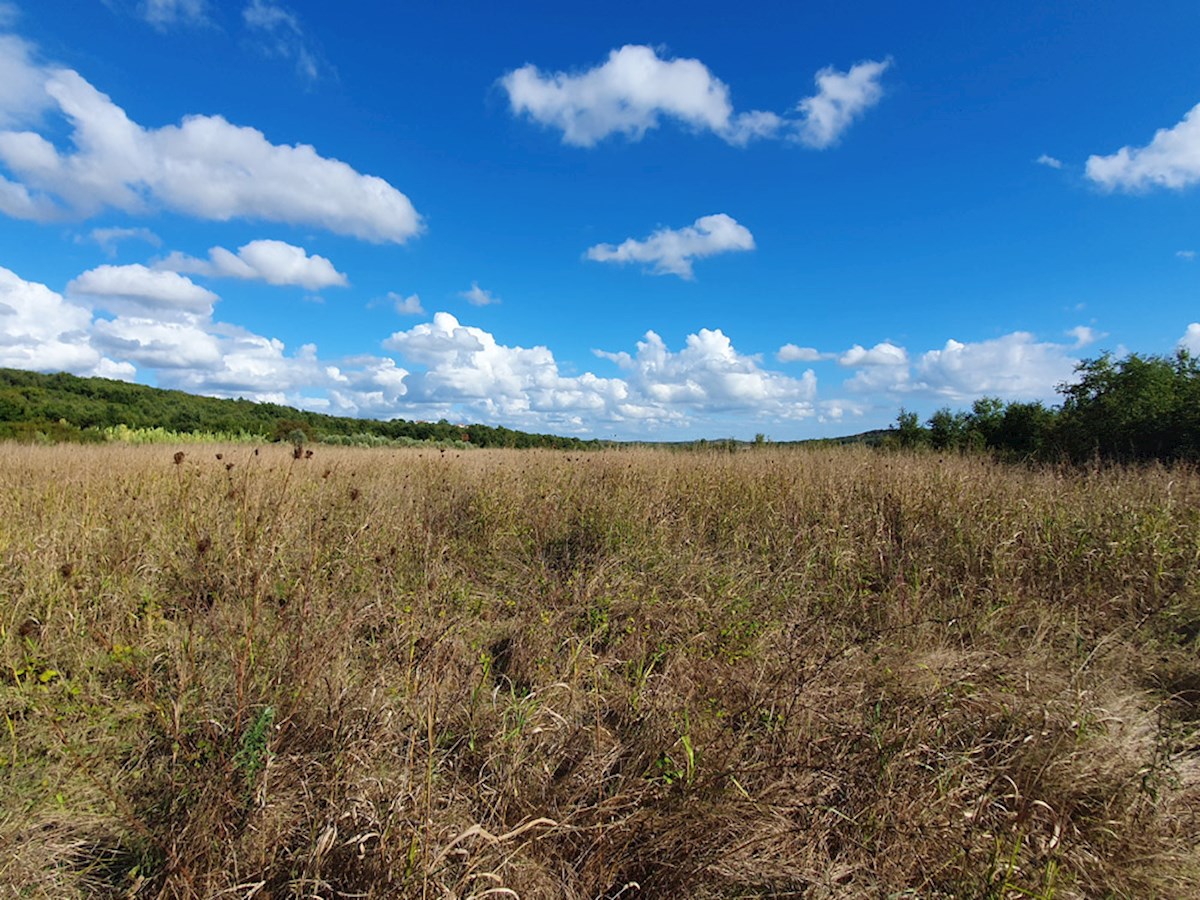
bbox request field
[0,443,1197,898]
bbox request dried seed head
[196,536,212,555]
[59,562,74,579]
[173,451,186,465]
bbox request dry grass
[0,443,1197,898]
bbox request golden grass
[0,443,1197,898]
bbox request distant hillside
[0,367,596,449]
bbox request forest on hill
[0,367,596,450]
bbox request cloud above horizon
[586,213,755,279]
[501,44,888,148]
[1087,102,1200,191]
[0,36,421,241]
[157,239,349,290]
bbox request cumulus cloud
[597,328,816,417]
[777,343,827,363]
[1087,103,1200,191]
[0,48,421,240]
[586,213,754,279]
[157,239,348,289]
[242,0,323,81]
[140,0,210,29]
[794,59,890,149]
[389,292,425,315]
[914,333,1078,401]
[1066,325,1105,348]
[1036,154,1063,169]
[67,264,218,320]
[81,225,162,257]
[459,281,500,306]
[501,44,886,148]
[0,265,134,377]
[1181,323,1200,354]
[838,341,907,367]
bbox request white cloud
[1177,250,1195,261]
[459,281,500,306]
[0,33,50,129]
[390,292,425,315]
[1066,325,1105,348]
[242,0,322,81]
[586,213,755,279]
[1181,323,1200,354]
[1036,154,1063,169]
[501,45,886,148]
[597,328,816,417]
[0,265,134,378]
[157,239,348,289]
[794,59,890,149]
[777,343,827,363]
[1086,103,1200,191]
[838,341,907,367]
[82,226,162,257]
[92,316,222,369]
[914,332,1078,401]
[0,51,421,241]
[140,0,210,29]
[67,264,218,320]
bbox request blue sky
[1,0,1198,440]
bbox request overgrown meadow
[1,444,1197,898]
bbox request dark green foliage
[0,366,596,450]
[891,349,1200,463]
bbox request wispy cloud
[1066,325,1106,348]
[79,226,162,258]
[242,0,324,82]
[139,0,211,30]
[1177,250,1195,261]
[1036,154,1063,169]
[390,292,425,316]
[794,59,891,149]
[502,45,888,148]
[586,213,754,279]
[460,282,500,306]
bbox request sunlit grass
[0,443,1197,897]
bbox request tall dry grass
[0,443,1197,898]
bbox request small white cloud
[1176,250,1195,261]
[80,226,162,257]
[0,51,421,241]
[459,281,500,306]
[1066,325,1106,348]
[501,44,887,149]
[1181,323,1200,353]
[157,239,348,290]
[777,343,827,363]
[242,0,323,81]
[586,213,754,279]
[838,341,907,367]
[68,264,218,321]
[1036,154,1063,169]
[794,59,891,149]
[1086,102,1200,191]
[140,0,210,30]
[390,292,425,315]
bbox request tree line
[0,367,596,450]
[890,350,1200,462]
